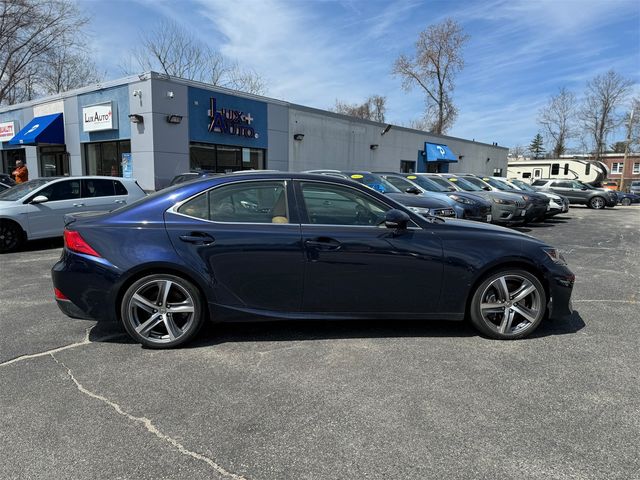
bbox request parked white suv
[0,176,146,252]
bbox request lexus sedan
[52,172,575,348]
[0,176,146,252]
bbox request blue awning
[8,113,64,145]
[424,142,458,162]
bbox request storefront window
[2,149,26,175]
[84,140,131,176]
[39,146,69,177]
[189,143,265,173]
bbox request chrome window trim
[167,178,295,226]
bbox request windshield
[482,177,514,191]
[510,179,535,192]
[0,178,50,201]
[456,176,487,191]
[429,176,459,191]
[345,173,401,193]
[406,175,449,192]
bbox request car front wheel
[469,269,546,339]
[121,274,205,348]
[589,196,606,209]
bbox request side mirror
[384,209,410,230]
[483,186,491,191]
[448,187,456,191]
[581,187,588,190]
[405,186,421,195]
[31,195,49,204]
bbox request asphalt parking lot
[1,206,638,480]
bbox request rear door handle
[179,232,215,245]
[304,237,341,251]
[73,203,85,207]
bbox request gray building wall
[267,103,289,171]
[286,106,507,175]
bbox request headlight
[542,247,567,265]
[493,198,515,205]
[408,206,431,215]
[449,194,476,205]
[521,195,530,201]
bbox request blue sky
[81,0,640,150]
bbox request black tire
[120,273,205,348]
[469,269,546,340]
[589,196,606,209]
[621,197,631,206]
[0,220,24,253]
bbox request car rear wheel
[589,196,606,209]
[621,197,631,206]
[0,221,23,253]
[469,270,546,340]
[121,274,205,348]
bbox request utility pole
[621,108,635,192]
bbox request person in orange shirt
[12,160,28,184]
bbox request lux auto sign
[83,102,117,132]
[208,97,258,139]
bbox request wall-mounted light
[293,133,304,141]
[166,114,183,124]
[128,114,143,124]
[132,89,142,98]
[370,144,379,150]
[167,91,174,99]
[486,157,491,162]
[458,155,465,160]
[381,124,392,135]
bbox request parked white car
[0,176,146,252]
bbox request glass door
[39,146,69,177]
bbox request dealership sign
[0,121,17,142]
[82,102,118,132]
[208,97,258,139]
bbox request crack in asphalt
[49,353,248,480]
[0,326,126,368]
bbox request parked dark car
[430,174,529,226]
[531,179,617,209]
[168,170,216,186]
[305,170,457,218]
[52,172,575,348]
[0,173,16,189]
[615,191,640,206]
[375,172,493,222]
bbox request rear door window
[114,181,128,195]
[82,179,116,198]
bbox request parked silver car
[0,176,146,252]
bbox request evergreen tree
[529,133,546,159]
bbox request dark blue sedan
[52,172,575,348]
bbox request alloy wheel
[478,274,543,336]
[590,197,605,209]
[0,222,21,252]
[125,277,197,345]
[621,198,631,206]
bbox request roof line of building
[0,71,507,151]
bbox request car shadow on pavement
[89,311,586,348]
[15,237,64,252]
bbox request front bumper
[490,203,526,225]
[546,266,575,320]
[461,204,492,222]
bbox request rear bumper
[55,298,94,320]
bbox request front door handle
[114,200,126,204]
[179,232,215,245]
[304,237,341,251]
[73,203,85,207]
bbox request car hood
[445,191,492,206]
[467,190,525,202]
[439,217,546,244]
[386,192,451,209]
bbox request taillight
[64,229,101,257]
[54,288,69,300]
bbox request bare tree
[332,95,386,122]
[580,70,634,161]
[509,145,526,160]
[0,0,87,104]
[129,19,267,95]
[393,18,469,134]
[538,87,577,158]
[39,47,103,95]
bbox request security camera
[167,91,174,99]
[132,89,142,97]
